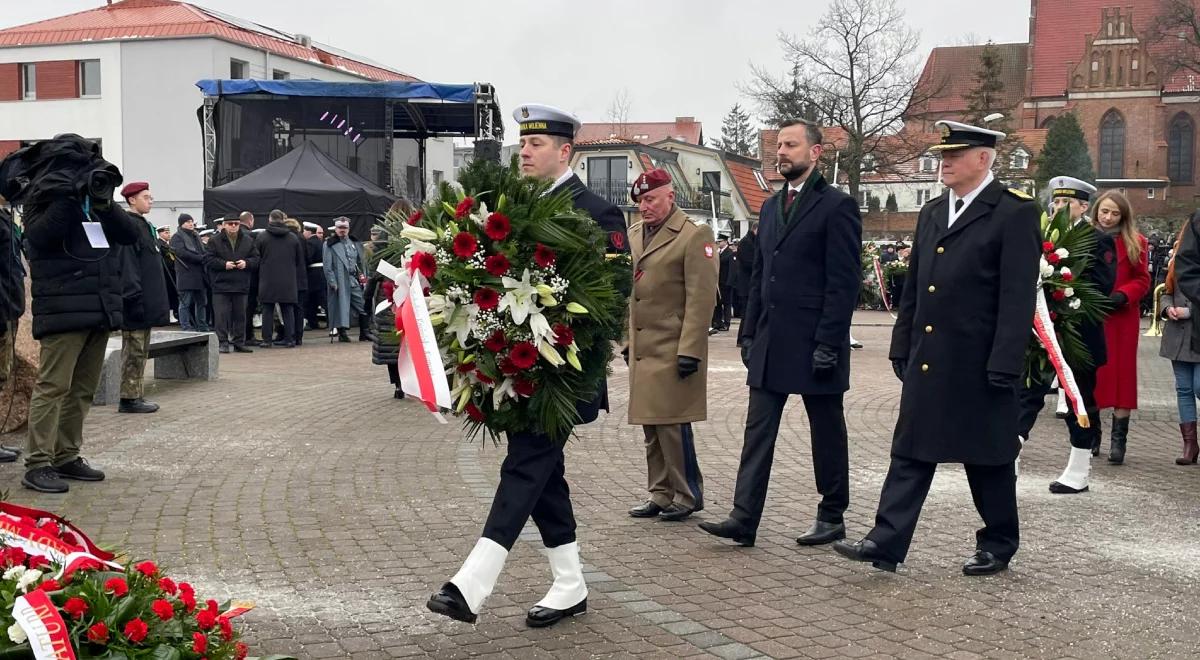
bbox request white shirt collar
[548,168,574,193]
[950,171,994,212]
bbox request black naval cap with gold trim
[514,103,581,139]
[1049,176,1097,201]
[928,120,1006,152]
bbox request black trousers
[293,290,308,343]
[212,292,247,348]
[1017,367,1099,450]
[712,285,733,329]
[481,431,577,551]
[260,302,295,344]
[866,456,1019,564]
[305,268,326,328]
[730,388,849,531]
[244,282,259,342]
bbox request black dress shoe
[426,583,476,624]
[697,518,756,547]
[832,539,897,572]
[118,398,159,414]
[219,345,231,354]
[658,503,694,522]
[1048,480,1088,494]
[526,598,586,628]
[233,345,253,353]
[54,457,105,482]
[628,501,664,518]
[22,467,68,493]
[962,550,1009,576]
[795,521,846,546]
[0,447,17,463]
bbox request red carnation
[158,577,178,595]
[474,287,500,310]
[87,622,109,644]
[484,329,507,353]
[219,616,234,641]
[104,577,128,597]
[206,599,219,614]
[1050,311,1059,321]
[552,323,574,347]
[193,632,208,654]
[485,212,512,240]
[456,362,475,373]
[1046,252,1061,265]
[37,579,60,592]
[499,358,519,375]
[513,378,536,397]
[152,598,175,621]
[534,243,557,268]
[134,561,158,577]
[38,521,59,538]
[452,231,478,259]
[1052,289,1066,301]
[25,554,47,570]
[455,196,475,219]
[180,591,197,613]
[474,370,495,385]
[509,341,538,370]
[407,209,423,225]
[1062,272,1074,282]
[236,641,249,659]
[408,251,437,279]
[465,402,486,422]
[179,582,194,597]
[4,547,26,566]
[484,254,511,277]
[64,597,88,620]
[123,618,149,644]
[1042,241,1055,253]
[196,610,217,630]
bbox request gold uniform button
[928,285,936,293]
[937,247,945,254]
[921,364,930,372]
[924,325,933,333]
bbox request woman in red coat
[1092,191,1150,464]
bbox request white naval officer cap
[1048,176,1098,201]
[302,221,320,230]
[929,120,1006,152]
[513,103,581,139]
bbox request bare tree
[743,0,944,198]
[1147,0,1200,78]
[606,88,632,139]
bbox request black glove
[987,371,1018,390]
[740,339,753,368]
[1110,291,1128,307]
[677,356,700,378]
[812,343,838,377]
[891,359,907,382]
[621,346,629,365]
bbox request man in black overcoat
[699,119,862,548]
[1015,176,1115,494]
[834,121,1041,576]
[711,235,734,330]
[427,103,628,630]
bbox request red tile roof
[576,118,702,146]
[1029,0,1191,96]
[1012,128,1048,157]
[0,0,416,82]
[912,42,1028,115]
[575,137,644,146]
[724,159,772,215]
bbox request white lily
[16,569,41,593]
[445,303,480,347]
[2,566,24,581]
[566,346,582,371]
[469,201,491,228]
[538,340,566,366]
[400,225,438,242]
[566,302,589,314]
[1069,298,1082,309]
[500,268,542,325]
[492,377,516,408]
[529,310,554,343]
[403,239,437,261]
[426,294,447,315]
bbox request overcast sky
[6,0,1030,144]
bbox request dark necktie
[786,188,796,211]
[954,199,964,213]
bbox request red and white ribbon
[11,589,76,660]
[378,260,450,421]
[1032,286,1090,428]
[872,256,891,311]
[0,503,113,561]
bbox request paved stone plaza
[1,311,1197,659]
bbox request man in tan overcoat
[624,168,719,522]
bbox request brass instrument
[1145,282,1168,337]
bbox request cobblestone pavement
[1,311,1198,659]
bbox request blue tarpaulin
[196,79,476,103]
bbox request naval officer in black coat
[699,118,862,548]
[834,121,1042,576]
[427,103,628,630]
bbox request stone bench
[93,330,219,406]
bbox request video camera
[0,133,122,209]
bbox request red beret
[630,168,672,202]
[120,181,149,199]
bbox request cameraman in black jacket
[2,135,142,493]
[0,198,25,463]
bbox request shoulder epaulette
[1006,187,1033,200]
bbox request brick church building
[911,0,1198,217]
